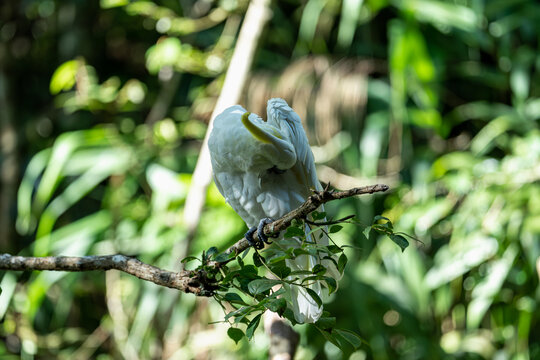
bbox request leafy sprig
[183,213,410,347]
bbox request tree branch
[0,184,388,295]
[224,183,389,256]
[0,254,217,296]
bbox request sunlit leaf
[425,236,499,289]
[337,0,364,49]
[247,279,281,295]
[145,37,183,74]
[467,244,518,329]
[399,0,479,32]
[50,59,79,95]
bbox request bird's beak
[241,112,296,167]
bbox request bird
[208,98,340,323]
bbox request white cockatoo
[208,98,340,323]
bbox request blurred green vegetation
[0,0,538,359]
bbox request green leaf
[267,287,286,298]
[246,314,262,340]
[337,0,363,49]
[400,0,479,32]
[145,37,183,74]
[362,226,371,240]
[311,211,327,220]
[292,248,310,256]
[264,298,287,315]
[316,327,342,349]
[252,252,264,267]
[100,0,129,9]
[247,279,281,295]
[237,256,244,268]
[227,327,244,344]
[269,261,291,279]
[326,245,343,254]
[225,306,252,322]
[334,329,364,349]
[329,225,343,233]
[312,264,327,275]
[390,234,409,252]
[50,60,79,95]
[316,316,336,330]
[356,230,368,244]
[338,253,348,274]
[214,252,233,263]
[306,288,322,308]
[322,255,339,269]
[284,226,305,238]
[324,277,337,294]
[372,215,391,223]
[268,255,288,264]
[372,215,393,231]
[206,246,217,258]
[239,265,258,278]
[264,248,287,259]
[224,292,246,305]
[180,256,198,264]
[467,244,518,329]
[282,308,299,326]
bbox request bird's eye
[267,166,286,175]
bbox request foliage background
[0,0,539,359]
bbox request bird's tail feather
[284,222,341,323]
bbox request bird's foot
[245,218,277,250]
[245,226,263,249]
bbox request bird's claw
[245,218,277,250]
[245,227,264,249]
[257,218,276,244]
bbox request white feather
[208,98,341,323]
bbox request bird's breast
[214,170,308,228]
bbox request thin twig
[223,184,389,256]
[305,214,356,226]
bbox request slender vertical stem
[182,0,272,248]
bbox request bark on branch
[0,254,217,296]
[0,184,388,295]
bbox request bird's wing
[209,104,299,227]
[265,99,341,323]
